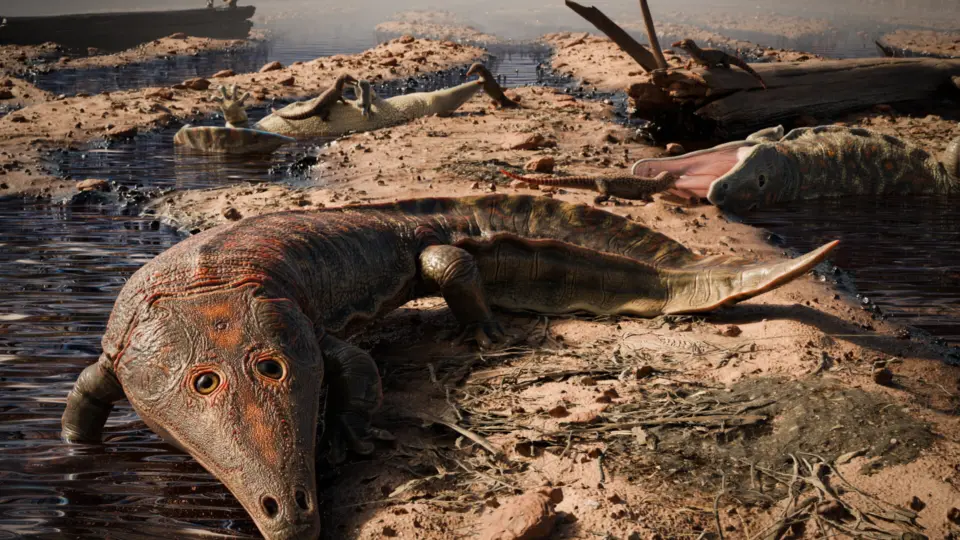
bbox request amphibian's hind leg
[319,334,391,465]
[593,179,611,204]
[419,244,507,348]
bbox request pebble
[76,179,109,192]
[182,78,211,91]
[0,89,13,100]
[503,132,546,151]
[212,69,235,78]
[259,61,283,73]
[478,488,563,540]
[524,156,555,173]
[665,142,685,155]
[872,367,894,386]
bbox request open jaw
[631,143,752,200]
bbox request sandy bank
[880,29,960,58]
[375,10,501,45]
[0,37,484,199]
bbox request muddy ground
[1,23,959,540]
[880,29,960,58]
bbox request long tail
[729,56,767,89]
[273,95,326,120]
[498,168,593,187]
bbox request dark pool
[0,200,264,539]
[736,196,960,346]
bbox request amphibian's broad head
[117,284,323,540]
[705,144,783,213]
[631,134,783,214]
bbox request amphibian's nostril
[295,489,310,511]
[261,495,280,518]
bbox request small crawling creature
[500,168,676,204]
[672,39,767,89]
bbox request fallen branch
[638,0,667,69]
[564,0,659,73]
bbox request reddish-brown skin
[61,195,838,540]
[672,39,767,89]
[500,168,676,204]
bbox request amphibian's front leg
[211,84,251,129]
[593,179,612,204]
[319,333,390,465]
[419,244,506,347]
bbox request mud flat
[0,37,484,199]
[141,72,960,537]
[375,10,502,45]
[543,31,819,94]
[660,11,835,41]
[879,29,960,58]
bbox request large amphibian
[62,195,838,540]
[632,125,960,213]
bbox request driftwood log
[661,58,960,137]
[564,0,960,138]
[564,0,659,73]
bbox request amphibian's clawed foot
[456,319,508,349]
[323,409,395,466]
[211,84,250,128]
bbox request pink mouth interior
[634,146,743,199]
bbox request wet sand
[880,29,960,58]
[0,36,483,198]
[3,26,960,540]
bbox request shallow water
[737,196,960,346]
[0,201,261,538]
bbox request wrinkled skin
[122,285,323,538]
[633,125,960,213]
[63,195,839,539]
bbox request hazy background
[2,0,957,62]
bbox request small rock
[382,526,397,537]
[665,142,685,155]
[524,156,555,173]
[76,179,109,192]
[167,32,188,40]
[106,126,137,139]
[8,114,27,123]
[547,405,569,418]
[503,133,546,151]
[721,325,742,337]
[398,35,416,44]
[278,76,295,86]
[580,376,596,386]
[947,507,960,525]
[0,89,13,100]
[171,83,187,90]
[0,79,13,87]
[380,58,399,67]
[145,88,174,100]
[442,40,459,48]
[182,77,211,91]
[872,367,894,386]
[635,365,654,379]
[478,488,562,540]
[222,207,242,221]
[909,496,925,512]
[212,69,235,78]
[259,61,283,73]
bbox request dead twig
[564,0,659,73]
[638,0,667,69]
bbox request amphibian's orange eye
[194,372,221,395]
[256,359,285,380]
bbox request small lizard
[272,74,358,121]
[672,39,767,89]
[356,79,373,118]
[466,63,520,109]
[500,168,676,204]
